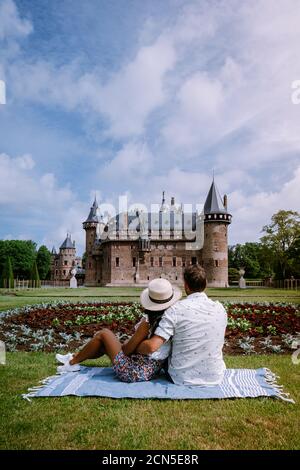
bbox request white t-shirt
[134,314,171,361]
[154,292,227,385]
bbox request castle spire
[84,196,100,223]
[160,190,167,212]
[60,233,75,249]
[204,179,226,214]
[203,178,232,225]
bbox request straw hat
[140,278,182,311]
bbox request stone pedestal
[70,268,78,289]
[0,341,6,365]
[239,268,246,289]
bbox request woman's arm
[121,319,150,356]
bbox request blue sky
[0,0,299,255]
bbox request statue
[70,267,78,289]
[239,268,246,289]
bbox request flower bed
[0,301,299,355]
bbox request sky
[0,0,299,255]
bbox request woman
[56,278,181,382]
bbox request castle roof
[204,180,227,214]
[60,234,75,249]
[85,196,99,223]
[51,246,57,255]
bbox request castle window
[116,257,119,267]
[89,263,91,268]
[64,261,68,266]
[215,260,219,267]
[191,257,197,265]
[55,261,58,266]
[159,257,163,267]
[173,257,177,267]
[150,257,154,267]
[55,270,58,275]
[63,270,66,275]
[182,257,186,267]
[133,257,136,267]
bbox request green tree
[0,240,36,279]
[0,256,14,288]
[228,242,272,279]
[30,260,40,288]
[36,245,51,280]
[261,210,300,279]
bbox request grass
[1,287,299,449]
[0,353,299,450]
[0,286,299,312]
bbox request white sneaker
[57,362,81,374]
[56,352,74,365]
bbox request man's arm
[135,335,165,355]
[136,306,177,355]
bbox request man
[136,265,227,385]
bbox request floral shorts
[113,350,163,383]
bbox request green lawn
[1,287,299,449]
[0,286,299,311]
[0,353,299,450]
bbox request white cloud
[0,152,86,253]
[229,165,300,244]
[102,141,153,182]
[0,0,32,40]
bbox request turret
[58,234,76,280]
[83,196,100,285]
[202,179,232,287]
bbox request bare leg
[70,329,122,365]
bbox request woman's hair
[144,309,166,338]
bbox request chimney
[223,194,228,210]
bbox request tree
[228,242,273,279]
[261,210,300,279]
[0,257,14,288]
[30,260,40,288]
[0,240,36,279]
[36,245,51,280]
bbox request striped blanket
[22,367,294,402]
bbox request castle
[50,234,82,282]
[83,180,232,287]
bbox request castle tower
[58,234,76,280]
[202,179,232,287]
[83,197,99,286]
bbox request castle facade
[83,180,232,287]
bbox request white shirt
[154,292,227,385]
[134,314,171,361]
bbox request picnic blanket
[22,366,294,402]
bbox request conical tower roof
[60,233,75,249]
[204,180,227,214]
[84,196,100,223]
